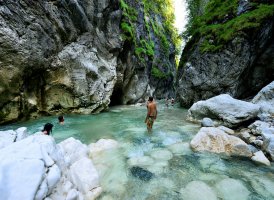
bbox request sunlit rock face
[0,0,122,124]
[0,0,176,124]
[177,3,274,108]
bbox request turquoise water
[1,102,274,200]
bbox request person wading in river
[145,96,157,133]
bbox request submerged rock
[168,142,192,155]
[89,139,119,158]
[215,178,250,200]
[180,181,218,200]
[188,94,260,128]
[130,166,154,181]
[127,156,154,167]
[149,149,173,161]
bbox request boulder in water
[215,178,250,200]
[180,181,218,200]
[130,166,154,181]
[190,127,252,157]
[188,94,260,128]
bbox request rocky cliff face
[177,0,274,107]
[0,0,176,124]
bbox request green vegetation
[185,0,274,52]
[120,0,181,63]
[120,0,138,42]
[151,66,168,79]
[142,0,181,54]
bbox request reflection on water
[1,102,274,199]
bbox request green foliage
[121,22,134,40]
[120,0,181,62]
[142,0,181,55]
[185,0,274,52]
[151,66,167,79]
[135,40,155,59]
[120,0,138,43]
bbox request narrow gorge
[1,0,274,200]
[0,0,178,124]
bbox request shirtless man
[145,96,157,133]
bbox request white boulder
[252,81,274,115]
[59,137,89,166]
[188,94,260,128]
[251,151,271,166]
[0,135,61,200]
[0,130,17,149]
[89,139,119,158]
[190,127,252,157]
[15,127,28,141]
[69,157,100,194]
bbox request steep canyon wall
[177,0,274,107]
[0,0,177,124]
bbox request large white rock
[47,164,62,192]
[251,151,271,166]
[215,178,250,200]
[188,94,260,128]
[252,81,274,115]
[69,157,100,194]
[217,126,235,135]
[59,137,89,166]
[66,189,79,200]
[15,127,28,141]
[0,135,61,200]
[0,130,16,149]
[190,127,252,157]
[180,181,218,200]
[248,121,274,160]
[89,139,119,157]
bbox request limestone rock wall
[177,1,274,107]
[0,0,176,124]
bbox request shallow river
[1,102,274,200]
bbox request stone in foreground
[251,151,271,166]
[190,127,252,157]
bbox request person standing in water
[165,97,169,107]
[171,98,175,106]
[145,96,157,133]
[58,115,65,125]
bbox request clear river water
[1,101,274,200]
